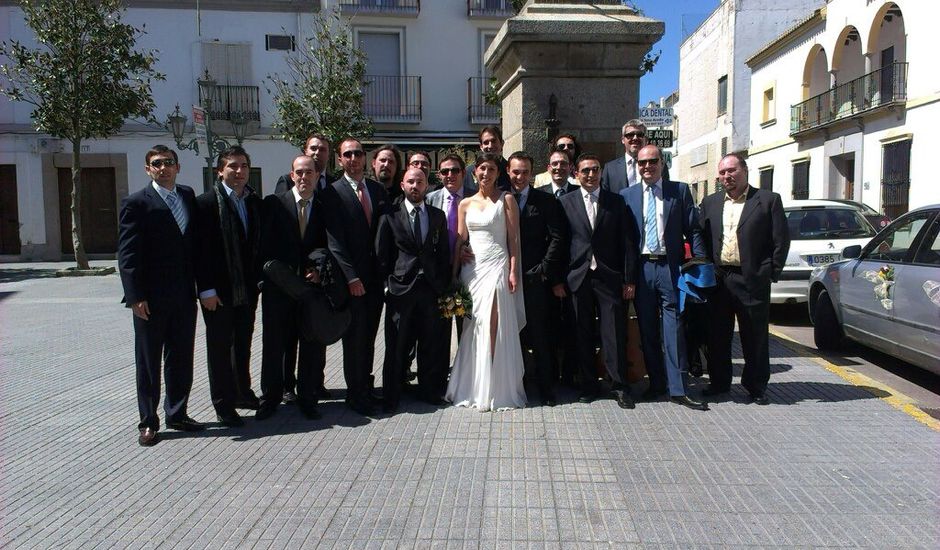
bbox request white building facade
[745,0,935,218]
[0,0,511,260]
[674,0,825,202]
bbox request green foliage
[510,0,526,13]
[641,49,661,74]
[483,76,500,107]
[0,0,164,139]
[266,8,373,150]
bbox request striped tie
[165,191,188,233]
[645,185,660,253]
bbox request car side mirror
[843,245,862,259]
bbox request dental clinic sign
[638,107,673,127]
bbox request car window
[864,212,932,263]
[785,208,875,240]
[913,218,940,266]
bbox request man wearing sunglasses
[534,134,580,189]
[118,145,204,446]
[621,145,708,411]
[322,137,390,415]
[601,119,669,193]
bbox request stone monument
[485,0,664,170]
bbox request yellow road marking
[769,328,940,432]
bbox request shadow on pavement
[0,291,16,303]
[0,268,60,283]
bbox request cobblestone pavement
[1,263,938,549]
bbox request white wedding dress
[445,194,527,411]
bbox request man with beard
[372,144,403,205]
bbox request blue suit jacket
[621,180,705,286]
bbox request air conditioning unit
[265,34,295,51]
[33,138,63,153]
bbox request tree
[267,8,373,155]
[0,0,163,270]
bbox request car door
[840,210,933,352]
[891,213,940,372]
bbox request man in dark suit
[463,126,511,192]
[622,145,708,411]
[195,146,263,427]
[273,133,335,195]
[559,154,638,409]
[601,119,670,194]
[506,152,568,406]
[699,153,790,405]
[375,168,452,413]
[323,137,391,416]
[256,155,329,421]
[118,145,204,446]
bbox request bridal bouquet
[439,284,473,319]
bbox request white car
[772,200,876,304]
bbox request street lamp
[166,69,248,192]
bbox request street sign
[663,150,673,169]
[647,129,673,148]
[192,105,208,154]
[638,107,674,127]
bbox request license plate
[808,254,840,266]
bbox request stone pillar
[485,0,663,171]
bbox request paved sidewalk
[1,263,938,548]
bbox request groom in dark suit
[323,137,391,415]
[118,145,204,446]
[559,154,638,409]
[376,168,452,413]
[506,151,568,406]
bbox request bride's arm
[451,199,470,281]
[504,194,521,294]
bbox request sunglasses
[556,143,576,150]
[341,150,365,159]
[623,132,646,139]
[439,168,462,176]
[578,167,600,175]
[637,158,660,166]
[149,159,177,168]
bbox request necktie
[555,187,565,199]
[165,191,187,234]
[413,206,423,244]
[355,182,372,226]
[585,193,596,230]
[627,159,637,187]
[298,198,309,237]
[232,194,248,236]
[645,185,660,253]
[447,193,458,255]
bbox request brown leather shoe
[138,427,159,447]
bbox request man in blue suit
[621,145,708,411]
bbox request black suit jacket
[375,202,451,296]
[194,184,263,304]
[601,155,670,194]
[518,187,568,286]
[273,170,336,196]
[322,175,391,289]
[559,188,637,293]
[260,190,328,275]
[118,183,198,307]
[700,185,790,300]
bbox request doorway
[830,154,856,201]
[57,167,118,254]
[0,165,21,254]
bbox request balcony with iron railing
[468,0,514,18]
[338,0,420,16]
[790,61,908,136]
[197,85,261,122]
[467,77,499,124]
[363,75,422,123]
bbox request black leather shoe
[316,386,334,400]
[748,393,770,405]
[166,416,206,432]
[614,391,636,410]
[670,395,709,411]
[702,385,730,397]
[420,396,447,407]
[382,401,399,414]
[254,405,277,421]
[138,427,159,447]
[235,396,260,410]
[578,392,598,404]
[640,388,667,402]
[298,402,322,420]
[282,390,298,403]
[216,411,244,428]
[542,395,558,407]
[347,398,375,416]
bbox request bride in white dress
[445,154,527,411]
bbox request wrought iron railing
[790,62,908,135]
[467,77,499,124]
[468,0,514,17]
[363,75,422,122]
[338,0,420,15]
[198,85,260,122]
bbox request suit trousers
[133,300,197,431]
[707,269,771,394]
[635,259,688,397]
[202,301,258,415]
[520,274,556,399]
[548,293,578,383]
[383,281,449,406]
[572,271,628,392]
[342,288,384,403]
[260,285,325,409]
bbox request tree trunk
[70,138,90,270]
